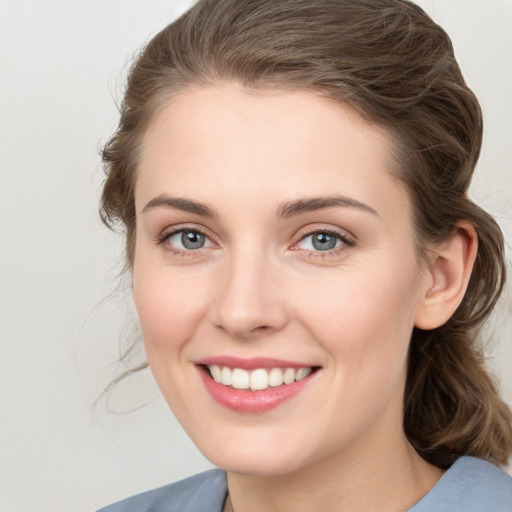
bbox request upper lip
[195,356,318,370]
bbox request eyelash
[156,226,215,257]
[156,225,355,258]
[292,227,355,259]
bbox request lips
[196,357,319,412]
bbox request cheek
[291,259,421,363]
[132,261,210,357]
[290,262,421,433]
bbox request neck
[226,430,443,512]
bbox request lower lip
[199,368,315,413]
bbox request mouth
[196,359,320,413]
[203,364,317,391]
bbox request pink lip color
[197,366,316,413]
[196,356,312,370]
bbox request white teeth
[231,368,250,389]
[221,366,232,386]
[268,367,284,387]
[283,368,295,385]
[250,369,268,391]
[207,365,314,391]
[295,367,312,381]
[210,365,222,383]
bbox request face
[133,85,430,476]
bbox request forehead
[136,84,408,222]
[142,84,393,164]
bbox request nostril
[213,322,273,338]
[253,325,271,332]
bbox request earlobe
[414,221,478,330]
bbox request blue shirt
[97,456,512,511]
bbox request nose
[211,248,288,339]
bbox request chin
[210,453,306,477]
[195,430,328,478]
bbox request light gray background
[1,1,511,511]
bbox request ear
[414,221,478,330]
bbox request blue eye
[296,231,346,251]
[166,229,213,250]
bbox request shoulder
[96,469,227,512]
[410,456,512,512]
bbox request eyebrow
[276,196,379,218]
[142,195,217,217]
[141,194,378,219]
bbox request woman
[97,0,512,510]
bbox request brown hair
[100,0,511,467]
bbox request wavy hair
[100,0,511,467]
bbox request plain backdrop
[1,1,511,511]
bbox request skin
[132,84,447,511]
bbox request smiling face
[132,84,431,476]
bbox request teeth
[210,365,222,383]
[268,367,284,387]
[207,365,313,391]
[283,368,295,384]
[296,367,312,381]
[231,369,250,389]
[250,369,268,391]
[221,366,232,386]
